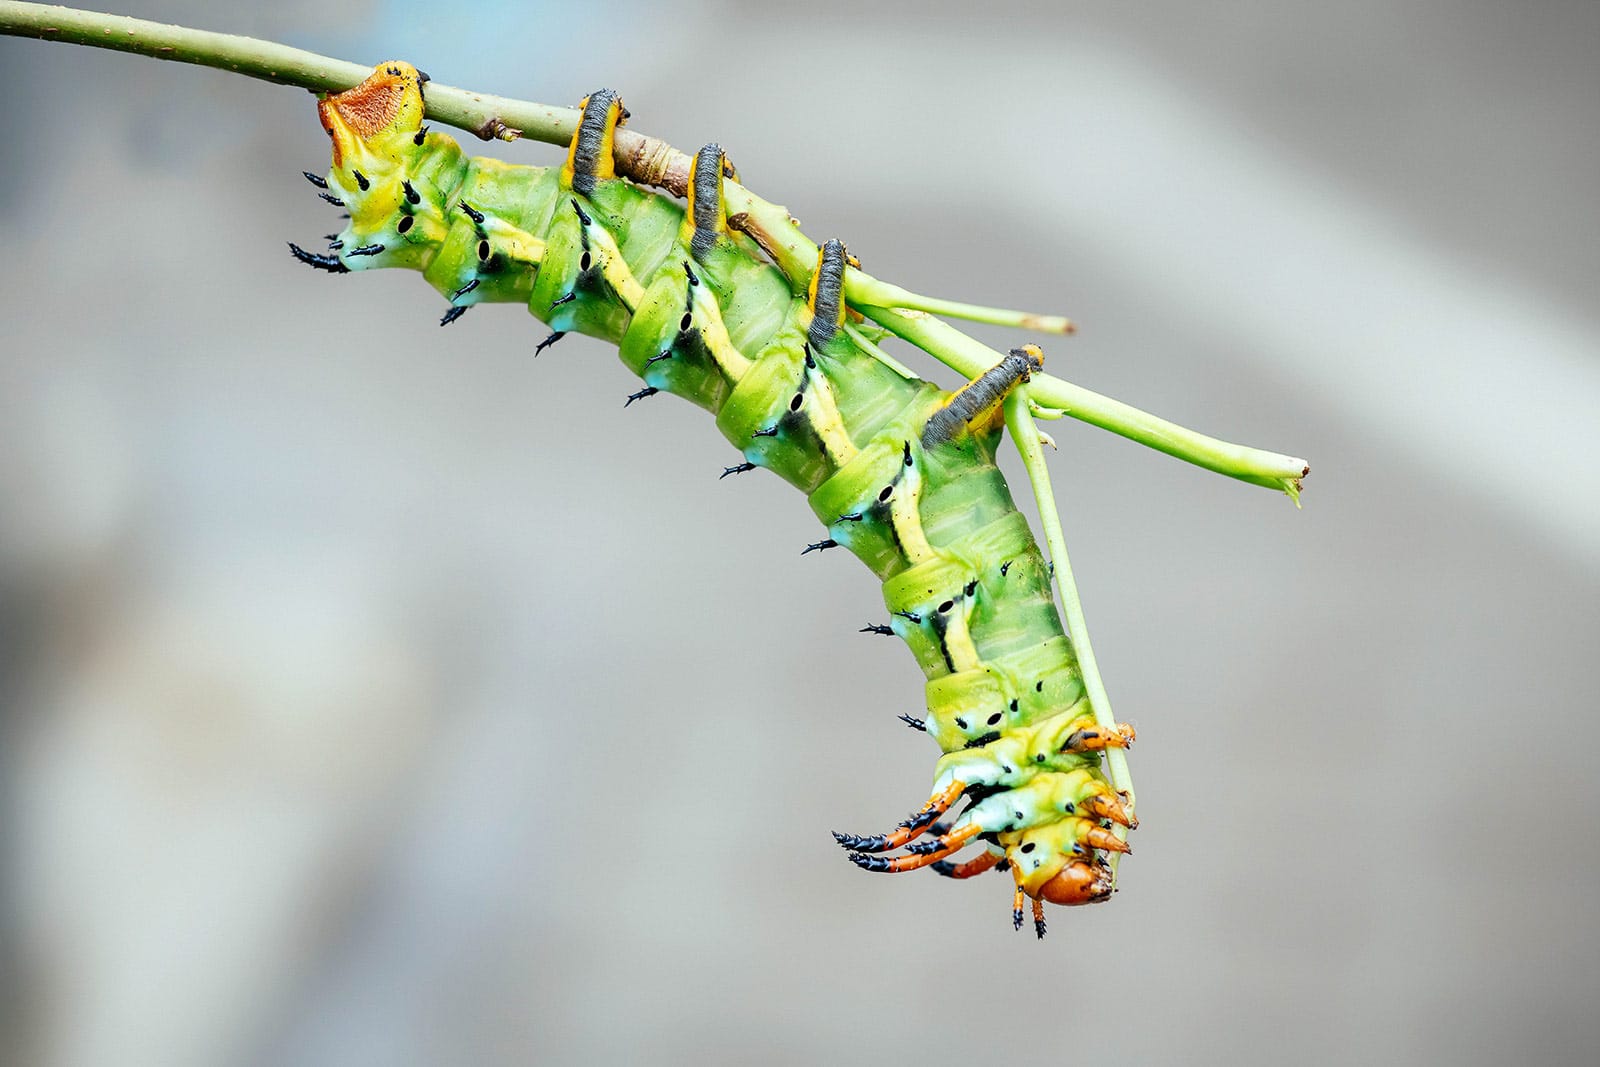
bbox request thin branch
[1004,391,1135,872]
[0,1,1309,499]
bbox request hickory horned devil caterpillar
[0,0,1311,939]
[306,63,1144,937]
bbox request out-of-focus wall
[3,2,1596,1064]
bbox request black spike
[646,349,673,367]
[452,278,479,299]
[860,624,894,636]
[549,292,576,310]
[1013,903,1025,931]
[1000,560,1013,577]
[346,243,385,257]
[833,832,887,852]
[569,198,592,226]
[897,806,943,833]
[318,192,345,207]
[535,331,566,356]
[898,713,925,730]
[458,200,485,224]
[413,126,428,147]
[835,512,863,523]
[683,261,700,286]
[439,305,469,327]
[720,462,756,479]
[328,240,343,251]
[403,180,421,205]
[624,387,658,407]
[905,839,946,856]
[1035,911,1047,940]
[287,242,348,273]
[847,853,894,872]
[801,539,838,555]
[751,426,778,439]
[352,169,370,191]
[303,170,328,189]
[892,610,922,624]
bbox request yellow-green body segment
[308,63,1134,918]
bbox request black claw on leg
[287,242,348,274]
[832,831,889,852]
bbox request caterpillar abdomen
[310,62,1135,933]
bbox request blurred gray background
[3,1,1597,1064]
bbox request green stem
[872,308,1308,497]
[1003,390,1135,867]
[0,1,1309,499]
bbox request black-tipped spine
[287,242,349,274]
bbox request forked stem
[1003,389,1136,870]
[0,1,1309,500]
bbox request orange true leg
[845,823,983,872]
[1061,723,1137,753]
[1081,792,1138,829]
[931,849,1004,880]
[832,781,965,853]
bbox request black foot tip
[287,242,349,274]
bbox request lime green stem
[0,1,1309,500]
[1003,390,1135,868]
[873,308,1308,498]
[846,275,1075,335]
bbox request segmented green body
[311,65,1130,910]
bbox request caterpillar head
[318,61,430,170]
[1032,856,1116,906]
[1008,818,1118,906]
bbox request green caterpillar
[302,62,1139,935]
